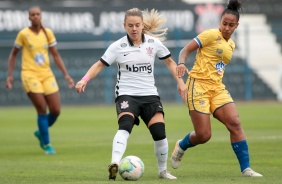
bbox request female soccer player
[75,8,187,180]
[6,6,74,155]
[170,0,262,177]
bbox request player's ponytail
[222,0,243,21]
[142,9,168,42]
[41,23,50,44]
[124,8,168,41]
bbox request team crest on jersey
[146,47,154,57]
[120,101,129,109]
[199,100,205,106]
[148,39,154,43]
[216,48,223,56]
[121,43,127,48]
[215,60,226,75]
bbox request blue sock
[47,113,58,127]
[179,132,195,151]
[37,114,50,145]
[232,140,250,171]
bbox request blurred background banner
[0,0,281,106]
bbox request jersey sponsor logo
[215,60,226,75]
[120,101,129,109]
[126,64,152,73]
[35,53,45,65]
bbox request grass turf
[0,101,281,184]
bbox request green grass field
[0,102,281,184]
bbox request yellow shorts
[21,71,59,95]
[186,77,234,114]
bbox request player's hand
[75,80,87,93]
[6,76,13,90]
[176,64,189,78]
[177,81,188,103]
[65,75,75,88]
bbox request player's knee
[118,114,134,134]
[197,132,211,144]
[149,122,166,141]
[50,110,60,117]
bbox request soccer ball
[118,155,145,181]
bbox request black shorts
[115,95,164,126]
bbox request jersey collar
[127,33,145,46]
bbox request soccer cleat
[108,162,119,180]
[171,140,185,169]
[159,170,177,179]
[242,168,263,177]
[34,130,44,150]
[44,144,56,155]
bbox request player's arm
[49,46,74,88]
[75,60,106,93]
[6,47,20,89]
[177,39,198,77]
[163,57,188,102]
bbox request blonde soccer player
[76,8,187,180]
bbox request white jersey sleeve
[100,41,119,66]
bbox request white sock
[154,138,168,174]
[111,130,129,163]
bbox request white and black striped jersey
[100,34,171,97]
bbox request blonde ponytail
[124,8,168,42]
[142,9,168,41]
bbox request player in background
[170,0,263,177]
[75,8,187,180]
[6,6,74,155]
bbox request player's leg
[31,75,60,154]
[109,112,134,180]
[27,92,52,153]
[22,72,53,154]
[45,92,61,127]
[171,111,211,169]
[213,102,262,177]
[109,96,137,180]
[142,96,176,180]
[43,75,60,127]
[171,78,212,169]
